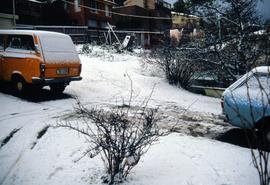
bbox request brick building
[170,11,204,45]
[0,0,43,25]
[112,0,172,47]
[67,0,115,29]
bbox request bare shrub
[247,72,270,185]
[81,43,93,55]
[146,45,205,89]
[58,98,163,184]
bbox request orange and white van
[0,30,82,94]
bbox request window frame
[75,0,81,12]
[0,34,4,51]
[90,0,98,14]
[105,4,112,17]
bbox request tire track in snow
[0,116,54,185]
[0,128,21,150]
[0,107,54,122]
[0,147,26,185]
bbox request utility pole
[12,0,16,27]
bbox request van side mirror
[35,44,41,54]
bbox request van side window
[7,35,35,51]
[0,35,4,51]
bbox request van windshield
[39,35,76,53]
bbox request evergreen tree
[173,0,214,14]
[173,0,190,14]
[202,0,263,79]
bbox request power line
[25,0,202,21]
[25,0,240,26]
[62,0,173,20]
[62,0,211,21]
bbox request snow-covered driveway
[0,47,259,185]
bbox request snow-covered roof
[104,0,116,5]
[253,30,266,35]
[171,11,200,18]
[0,30,69,38]
[27,0,44,3]
[251,66,270,74]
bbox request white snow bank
[128,134,258,185]
[69,49,221,115]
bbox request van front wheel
[13,77,26,95]
[50,84,66,94]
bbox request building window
[75,0,81,12]
[0,35,4,51]
[101,22,108,28]
[88,20,98,28]
[90,0,98,13]
[105,5,112,17]
[64,1,67,10]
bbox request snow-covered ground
[0,46,259,185]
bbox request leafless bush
[248,72,270,185]
[58,97,164,184]
[80,43,93,55]
[146,45,206,89]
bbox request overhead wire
[61,0,237,23]
[61,0,173,20]
[25,0,204,20]
[26,0,239,25]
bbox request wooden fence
[16,25,166,46]
[16,25,88,44]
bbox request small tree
[201,0,264,77]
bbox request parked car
[0,30,82,94]
[221,66,270,133]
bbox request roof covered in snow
[252,66,270,74]
[0,30,69,38]
[171,11,200,18]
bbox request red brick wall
[67,0,113,27]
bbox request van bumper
[32,76,82,85]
